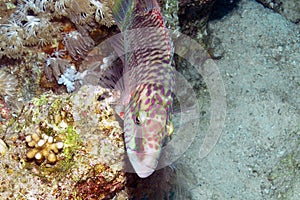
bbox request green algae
[32,94,48,107]
[59,125,82,171]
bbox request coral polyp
[25,133,64,164]
[62,30,95,60]
[0,68,20,110]
[0,0,116,92]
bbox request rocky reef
[0,85,126,199]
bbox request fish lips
[127,149,160,178]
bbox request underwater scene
[0,0,299,199]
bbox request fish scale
[112,0,175,178]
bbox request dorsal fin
[113,0,134,29]
[113,0,160,29]
[135,0,159,12]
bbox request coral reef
[0,85,127,199]
[0,0,115,58]
[0,0,218,95]
[0,0,116,93]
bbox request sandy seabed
[177,0,300,199]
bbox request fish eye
[134,111,147,126]
[134,115,141,125]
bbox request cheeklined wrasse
[106,0,175,178]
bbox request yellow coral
[25,133,64,164]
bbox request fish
[110,0,175,178]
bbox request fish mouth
[127,150,160,178]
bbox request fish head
[124,85,173,178]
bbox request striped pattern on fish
[112,0,174,178]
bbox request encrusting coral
[57,66,84,92]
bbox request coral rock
[1,85,127,199]
[257,0,300,23]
